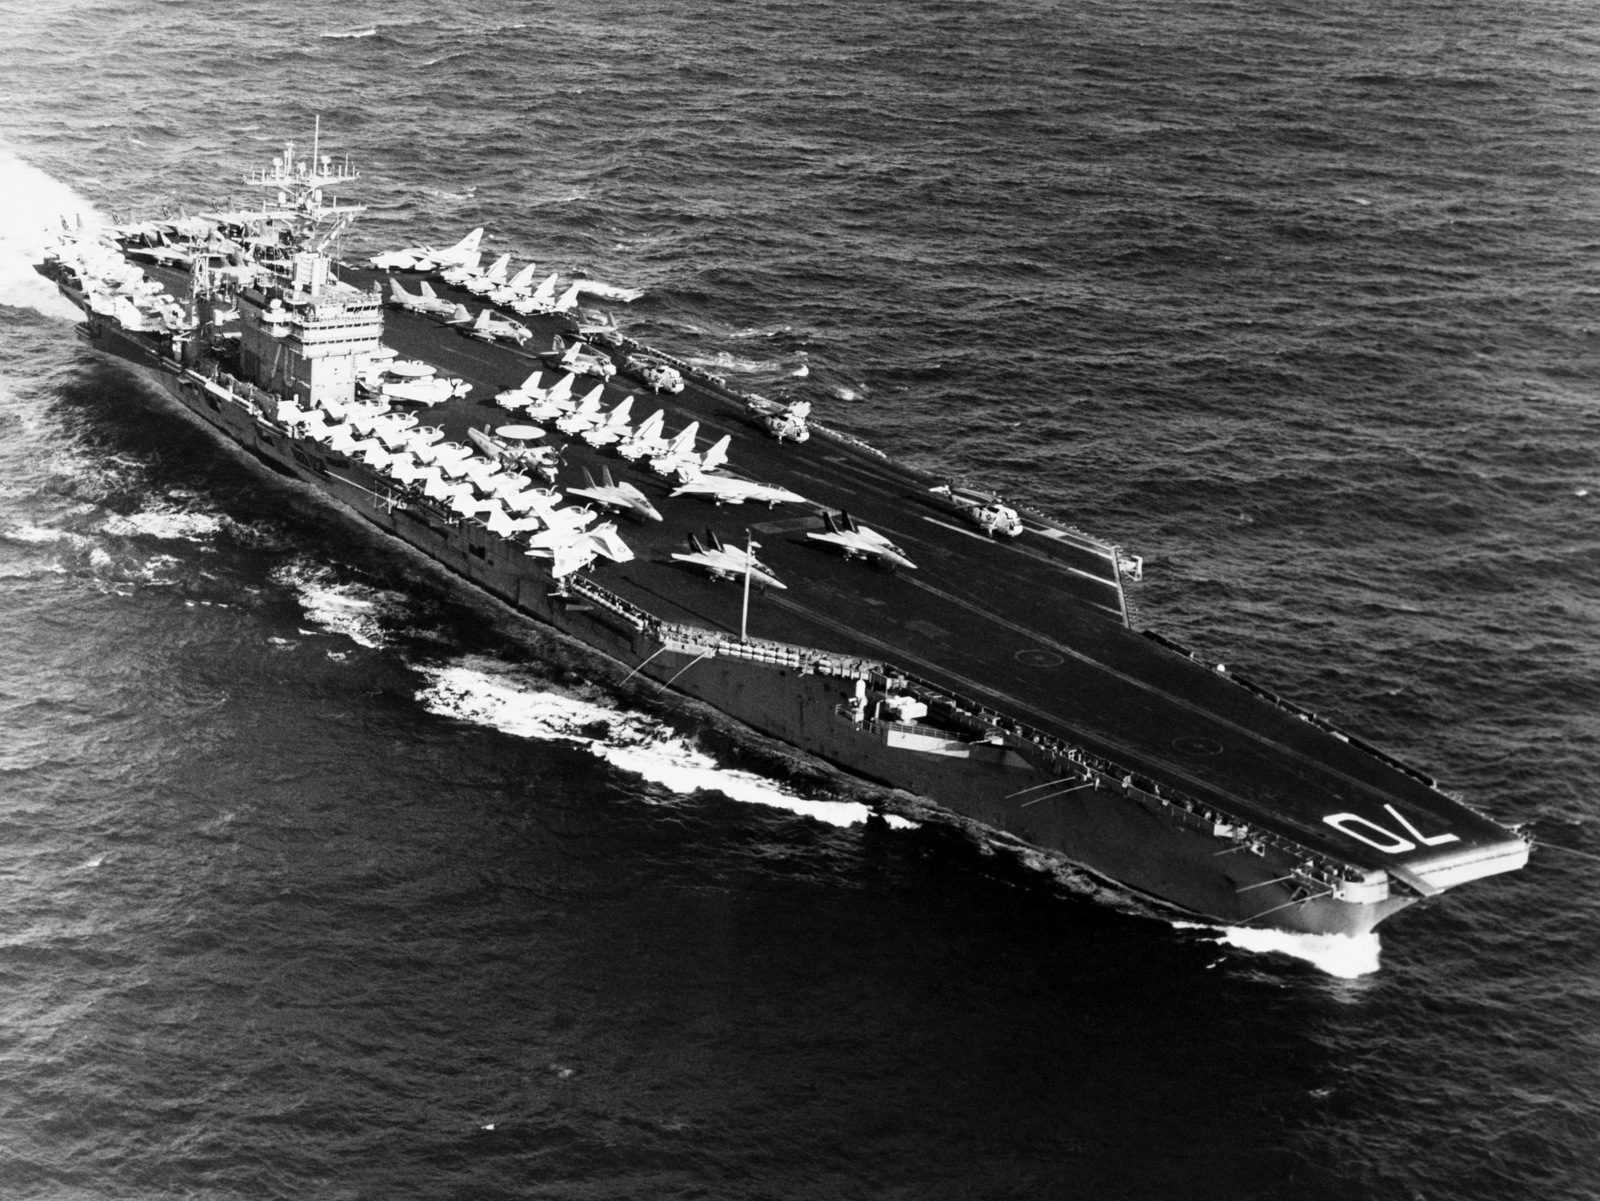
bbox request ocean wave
[271,560,407,649]
[320,27,377,40]
[417,660,915,830]
[1173,920,1383,979]
[683,351,784,375]
[0,149,104,322]
[100,505,225,542]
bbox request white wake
[0,148,102,321]
[418,661,912,830]
[1175,920,1382,978]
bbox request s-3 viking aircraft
[538,336,616,380]
[806,510,918,570]
[369,227,484,272]
[671,530,787,590]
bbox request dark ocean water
[1,0,1597,1197]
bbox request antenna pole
[740,528,753,643]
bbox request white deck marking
[919,516,1120,590]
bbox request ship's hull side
[73,311,1415,938]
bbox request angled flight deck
[360,267,1523,904]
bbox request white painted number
[1322,804,1461,855]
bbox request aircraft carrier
[35,135,1530,938]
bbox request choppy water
[1,0,1597,1197]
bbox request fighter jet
[466,307,533,346]
[669,476,810,508]
[386,277,455,316]
[488,261,540,305]
[552,282,585,313]
[567,466,662,524]
[522,373,579,420]
[510,272,561,316]
[369,227,484,272]
[671,530,786,590]
[615,409,669,462]
[463,253,512,296]
[807,511,917,571]
[644,421,699,477]
[437,250,484,286]
[494,370,550,407]
[650,428,731,483]
[552,385,608,435]
[579,397,636,447]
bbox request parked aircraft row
[369,226,641,319]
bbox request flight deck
[354,266,1517,881]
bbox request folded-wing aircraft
[369,227,484,272]
[553,385,608,434]
[386,277,457,317]
[538,336,616,381]
[510,272,561,315]
[488,261,540,304]
[466,307,533,346]
[579,396,636,446]
[437,250,485,286]
[615,409,669,461]
[464,253,512,295]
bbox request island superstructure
[36,134,1530,938]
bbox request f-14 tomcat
[35,131,1531,940]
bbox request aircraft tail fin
[842,510,858,532]
[688,533,706,555]
[387,276,407,300]
[448,303,473,324]
[707,528,724,552]
[822,511,840,535]
[602,467,616,489]
[666,421,700,456]
[448,227,485,257]
[699,435,731,473]
[581,467,598,489]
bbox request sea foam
[417,661,912,830]
[0,150,101,321]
